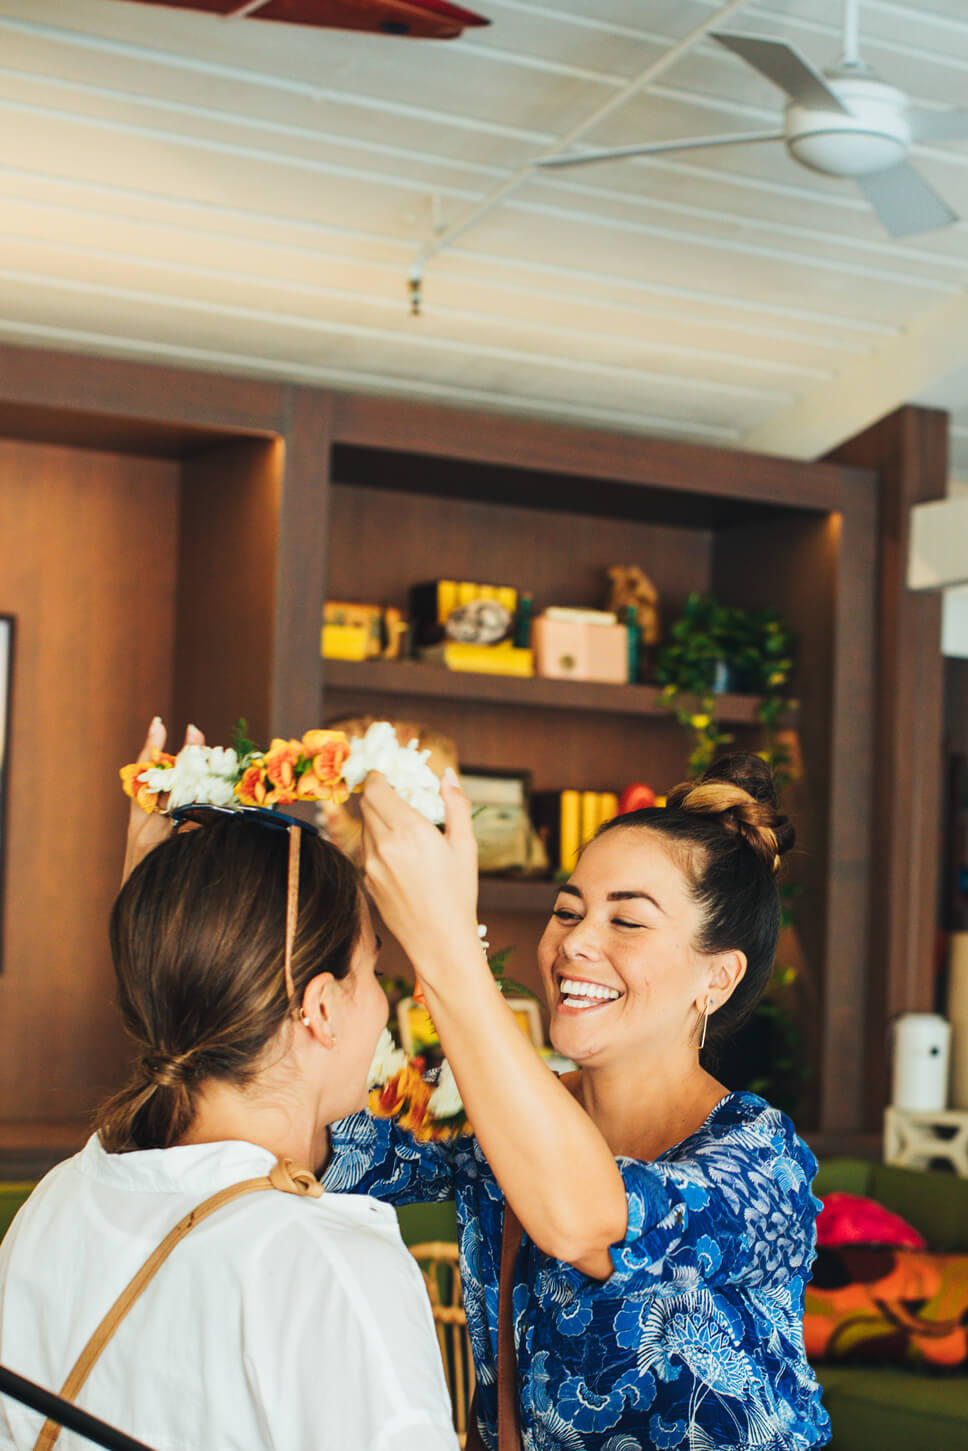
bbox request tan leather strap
[33,1157,322,1451]
[467,1199,523,1451]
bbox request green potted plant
[656,592,796,775]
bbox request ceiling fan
[112,0,490,41]
[537,0,968,238]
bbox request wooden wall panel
[830,407,947,1125]
[325,482,712,635]
[271,388,331,735]
[830,416,947,998]
[0,439,180,1123]
[173,438,282,746]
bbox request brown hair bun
[667,752,794,873]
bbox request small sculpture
[606,565,661,646]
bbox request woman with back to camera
[338,749,830,1451]
[0,770,459,1450]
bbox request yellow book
[560,790,581,872]
[477,585,498,601]
[495,586,518,615]
[580,791,600,848]
[457,581,478,607]
[443,641,534,677]
[598,793,619,830]
[437,580,459,623]
[321,623,369,661]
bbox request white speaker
[891,1013,951,1113]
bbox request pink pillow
[816,1191,926,1250]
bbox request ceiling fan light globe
[785,79,910,178]
[786,127,907,177]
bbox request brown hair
[597,752,794,1056]
[96,819,362,1152]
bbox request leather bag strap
[466,1199,523,1451]
[33,1157,322,1451]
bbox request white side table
[883,1106,968,1177]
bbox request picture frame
[460,765,537,875]
[0,615,13,975]
[397,994,544,1055]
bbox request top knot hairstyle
[96,817,363,1153]
[597,752,794,1056]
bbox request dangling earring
[695,997,712,1050]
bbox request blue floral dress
[325,1090,830,1451]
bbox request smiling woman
[327,752,830,1451]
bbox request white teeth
[559,978,621,1003]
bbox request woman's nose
[560,920,602,960]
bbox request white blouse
[0,1135,459,1451]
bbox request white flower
[341,722,445,824]
[367,1027,408,1089]
[427,1059,464,1120]
[139,744,241,812]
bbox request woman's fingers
[441,767,476,858]
[184,722,205,747]
[137,715,167,763]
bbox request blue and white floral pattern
[326,1091,830,1450]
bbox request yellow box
[321,623,369,661]
[443,641,534,677]
[437,580,459,623]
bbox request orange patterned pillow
[804,1248,968,1367]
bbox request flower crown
[121,720,445,824]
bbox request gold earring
[695,997,712,1050]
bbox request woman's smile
[554,970,624,1013]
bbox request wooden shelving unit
[323,658,795,726]
[0,340,947,1150]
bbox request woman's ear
[299,972,337,1048]
[705,949,747,1007]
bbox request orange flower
[263,738,303,805]
[295,731,350,802]
[302,728,349,767]
[235,763,269,807]
[119,750,175,814]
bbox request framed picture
[0,616,13,975]
[397,994,544,1055]
[461,766,541,875]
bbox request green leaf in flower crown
[231,717,260,761]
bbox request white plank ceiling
[3,0,968,477]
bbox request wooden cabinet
[0,343,945,1153]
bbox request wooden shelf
[478,877,561,915]
[323,658,791,725]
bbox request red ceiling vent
[114,1,490,40]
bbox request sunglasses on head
[169,802,319,1009]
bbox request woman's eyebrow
[607,890,667,914]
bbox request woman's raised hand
[360,769,481,985]
[121,718,205,883]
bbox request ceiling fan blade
[535,130,783,170]
[856,162,957,237]
[908,107,968,144]
[711,31,851,114]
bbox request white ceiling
[4,0,968,479]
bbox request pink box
[532,616,628,684]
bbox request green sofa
[811,1158,968,1451]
